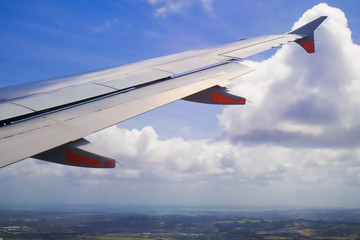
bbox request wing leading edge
[0,16,327,168]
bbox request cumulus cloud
[88,126,235,181]
[220,3,360,149]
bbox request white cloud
[220,3,360,149]
[93,18,120,33]
[200,0,214,14]
[147,0,191,17]
[147,0,214,17]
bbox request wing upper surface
[0,62,254,167]
[0,34,303,122]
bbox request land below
[1,206,360,239]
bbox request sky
[1,0,360,208]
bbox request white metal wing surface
[0,16,327,168]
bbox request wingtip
[317,16,328,23]
[289,16,327,53]
[289,16,327,36]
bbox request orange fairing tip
[238,98,246,104]
[298,41,315,53]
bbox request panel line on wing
[8,101,37,112]
[93,82,120,91]
[0,61,240,127]
[150,68,176,75]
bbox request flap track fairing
[32,138,116,168]
[182,85,246,105]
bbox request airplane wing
[0,16,327,168]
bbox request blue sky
[1,0,360,208]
